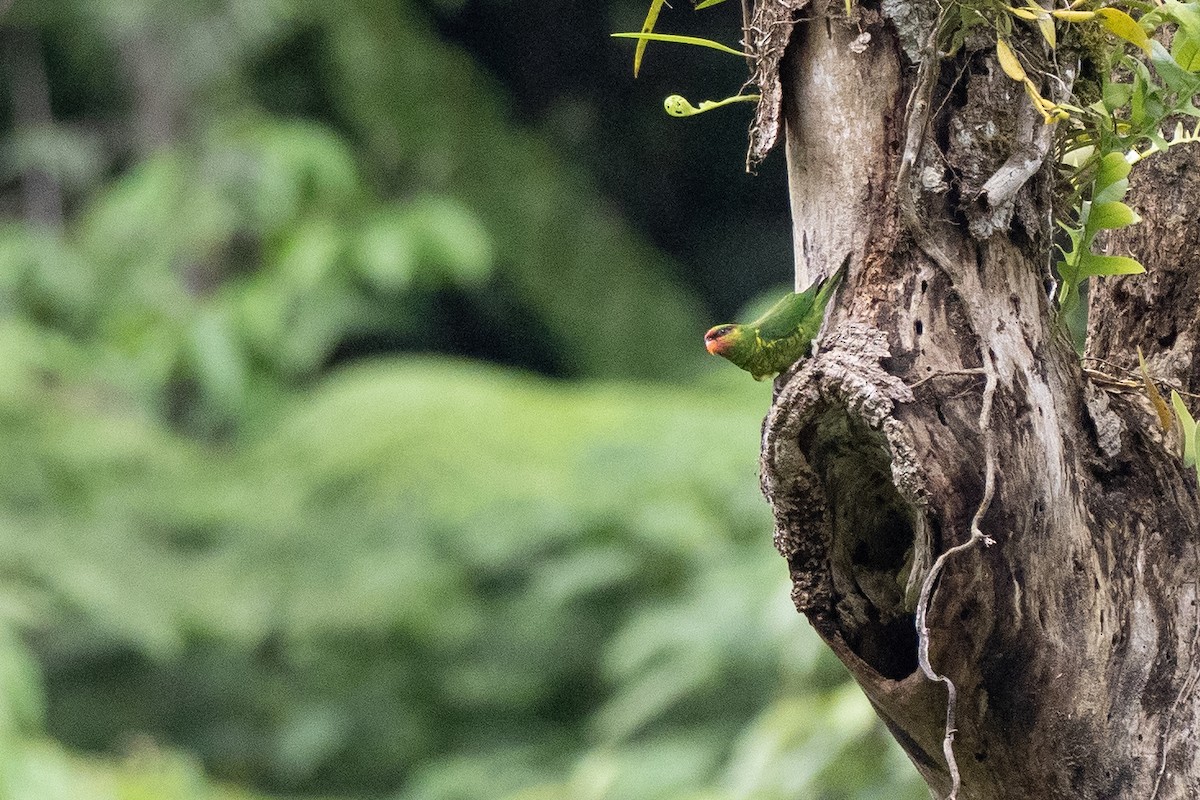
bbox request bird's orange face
[704,324,739,356]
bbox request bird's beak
[705,337,722,355]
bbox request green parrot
[704,262,847,381]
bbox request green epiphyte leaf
[1172,390,1198,467]
[1078,253,1145,277]
[1087,200,1139,230]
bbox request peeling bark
[753,1,1200,797]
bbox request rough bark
[751,1,1200,797]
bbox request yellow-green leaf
[1172,390,1198,467]
[1096,7,1152,55]
[634,0,667,77]
[1079,252,1145,276]
[663,93,760,117]
[611,32,746,58]
[1007,5,1040,19]
[1140,348,1173,432]
[1093,151,1132,201]
[1022,79,1065,123]
[1038,15,1057,48]
[1088,200,1139,230]
[1052,9,1095,21]
[996,38,1027,81]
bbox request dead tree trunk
[748,1,1200,797]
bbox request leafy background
[0,0,927,797]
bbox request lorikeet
[704,262,846,381]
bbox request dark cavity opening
[803,409,920,679]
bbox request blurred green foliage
[0,0,927,798]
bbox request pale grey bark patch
[781,14,901,290]
[1083,382,1126,462]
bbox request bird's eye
[706,325,735,340]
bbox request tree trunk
[749,1,1200,797]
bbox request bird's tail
[814,254,850,311]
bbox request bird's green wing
[754,262,845,342]
[752,287,817,341]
